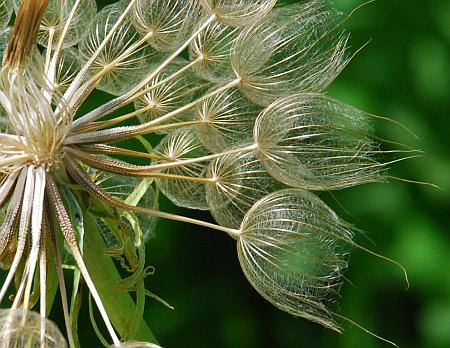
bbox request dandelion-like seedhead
[0,309,67,347]
[0,0,407,347]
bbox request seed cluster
[0,1,402,347]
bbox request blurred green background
[139,1,450,348]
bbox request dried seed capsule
[200,0,276,27]
[254,93,382,190]
[237,189,354,331]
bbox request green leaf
[82,209,157,343]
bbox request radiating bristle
[232,2,349,106]
[200,0,277,27]
[254,93,383,190]
[206,151,281,228]
[238,188,354,332]
[195,87,262,152]
[153,127,211,210]
[78,1,160,96]
[132,0,203,52]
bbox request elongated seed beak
[5,0,50,67]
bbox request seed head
[0,0,406,346]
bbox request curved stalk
[65,143,257,173]
[71,14,217,130]
[65,157,239,238]
[65,78,240,145]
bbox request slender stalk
[43,28,54,74]
[71,14,217,130]
[142,172,214,184]
[74,104,157,133]
[65,149,214,182]
[134,143,258,172]
[140,120,203,134]
[11,259,28,309]
[78,144,169,162]
[65,79,240,145]
[10,168,37,312]
[0,170,30,303]
[65,143,257,173]
[23,166,46,312]
[0,154,30,169]
[76,116,201,135]
[65,157,240,238]
[77,57,202,132]
[0,171,19,206]
[63,0,138,103]
[48,0,83,86]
